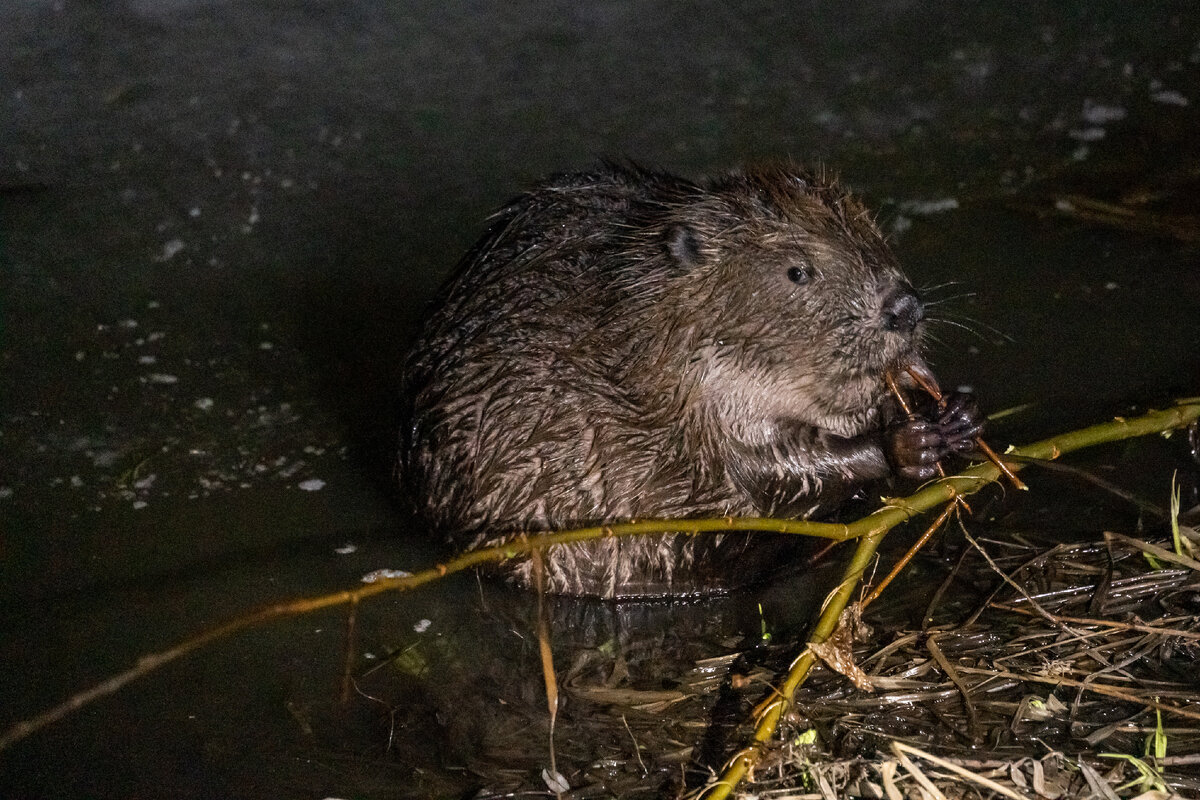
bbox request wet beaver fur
[400,161,982,599]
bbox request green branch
[701,399,1200,800]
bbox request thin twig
[953,665,1200,722]
[863,501,957,608]
[926,635,981,743]
[1105,531,1200,572]
[960,528,1082,632]
[991,605,1200,642]
[1003,455,1167,519]
[532,550,561,788]
[923,547,971,630]
[621,714,648,776]
[893,741,950,800]
[891,740,1033,800]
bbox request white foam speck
[898,198,959,215]
[91,450,119,467]
[297,478,326,492]
[1151,89,1189,106]
[360,568,412,583]
[1068,127,1105,142]
[156,239,186,262]
[1081,101,1126,125]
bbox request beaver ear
[665,224,703,269]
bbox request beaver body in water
[400,162,982,598]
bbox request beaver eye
[786,266,812,285]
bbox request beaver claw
[886,391,984,481]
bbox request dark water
[3,1,1200,797]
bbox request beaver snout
[881,286,924,334]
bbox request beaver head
[612,163,925,444]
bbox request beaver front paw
[886,391,985,481]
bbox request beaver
[399,161,983,599]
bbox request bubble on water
[297,478,326,491]
[334,543,357,555]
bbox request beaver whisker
[916,279,967,295]
[922,291,977,307]
[925,312,1012,344]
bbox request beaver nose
[881,287,924,334]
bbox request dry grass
[717,528,1200,799]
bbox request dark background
[2,1,1199,797]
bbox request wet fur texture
[401,162,930,598]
